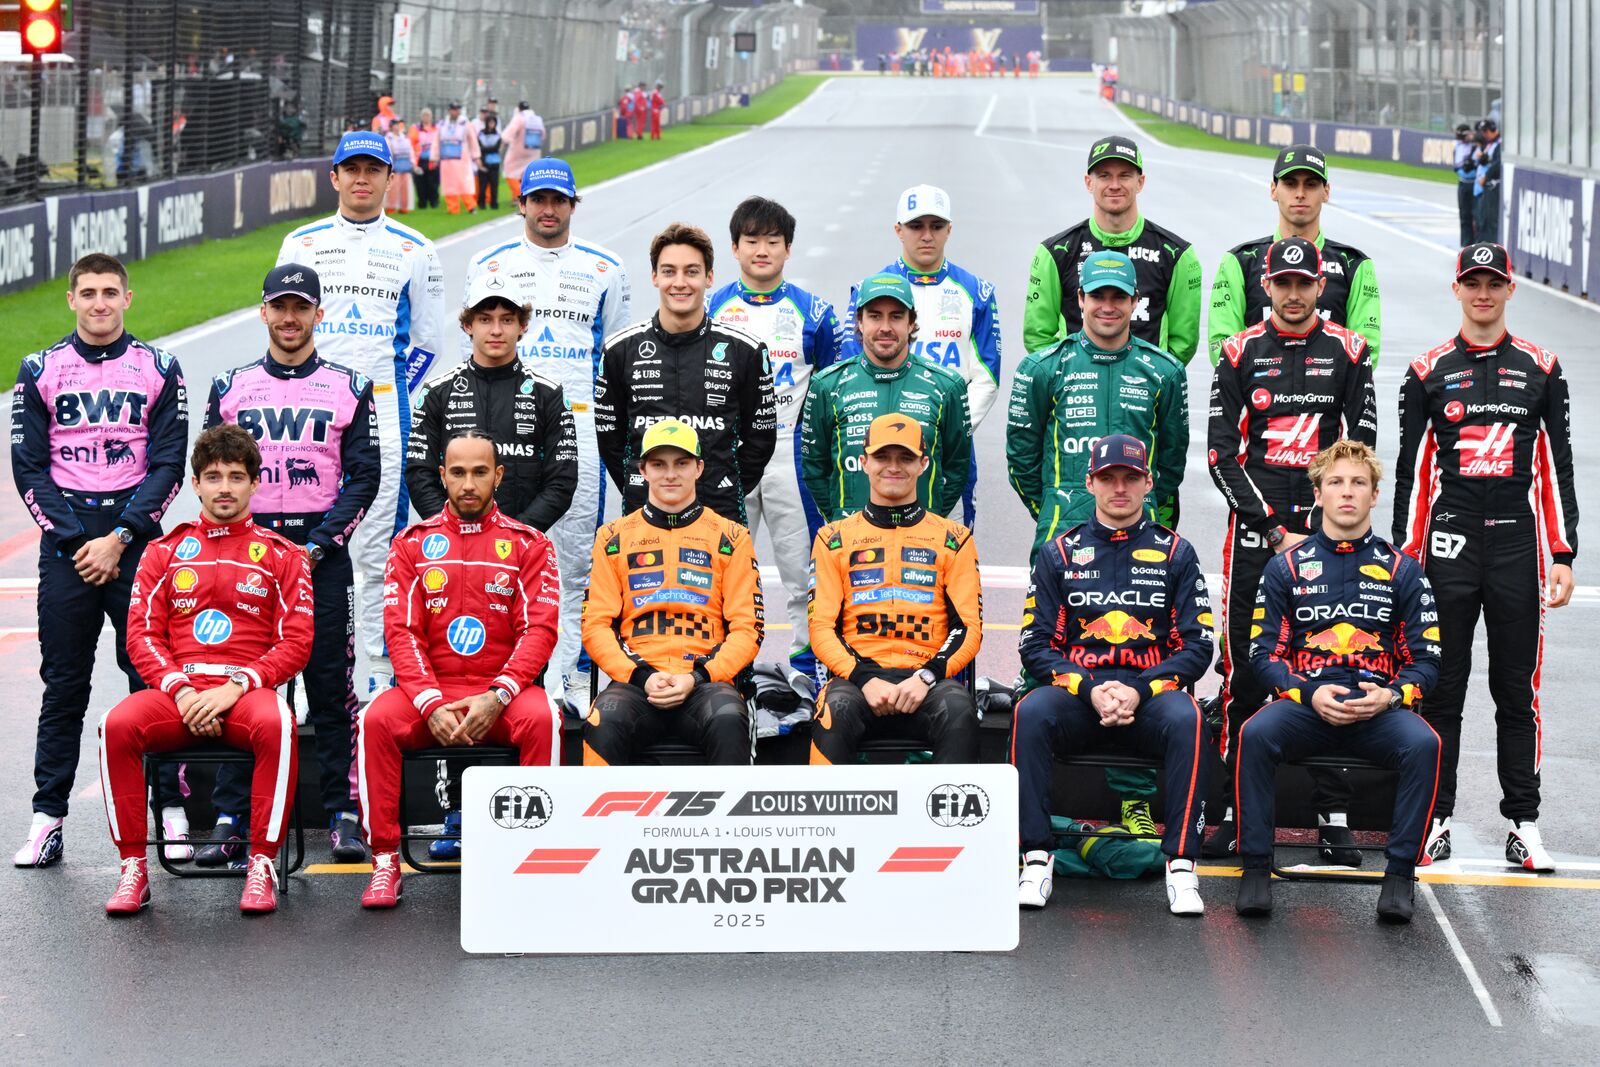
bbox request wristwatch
[1386,688,1403,710]
[113,526,134,546]
[914,668,938,687]
[491,686,513,706]
[228,671,251,691]
[306,543,326,563]
[1265,526,1286,549]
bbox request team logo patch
[680,548,710,567]
[1071,547,1095,565]
[1078,611,1155,645]
[629,551,663,569]
[902,567,937,587]
[1132,548,1166,562]
[1423,626,1441,641]
[248,542,267,563]
[1299,561,1323,581]
[628,570,665,591]
[446,616,488,656]
[422,533,450,559]
[849,568,885,588]
[173,568,198,592]
[192,609,232,645]
[851,548,884,565]
[677,568,712,590]
[1359,564,1391,581]
[496,539,513,560]
[423,567,448,592]
[711,342,728,362]
[174,537,202,561]
[902,547,935,565]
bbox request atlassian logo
[422,533,450,559]
[192,609,232,645]
[446,615,487,655]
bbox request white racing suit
[708,279,844,687]
[276,212,446,688]
[462,234,631,701]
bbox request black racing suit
[594,313,777,523]
[204,351,382,820]
[404,357,578,530]
[1208,316,1376,810]
[1393,331,1578,822]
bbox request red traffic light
[21,0,64,56]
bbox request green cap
[1078,251,1138,295]
[1273,144,1328,181]
[1087,135,1143,173]
[638,417,701,460]
[854,272,917,313]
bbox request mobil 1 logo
[491,785,553,829]
[926,784,990,827]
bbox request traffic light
[21,0,63,57]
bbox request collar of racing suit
[1087,214,1146,247]
[1266,316,1323,343]
[1075,333,1134,364]
[651,312,710,347]
[262,351,323,379]
[334,210,387,234]
[443,502,502,528]
[642,499,705,529]
[70,330,133,363]
[467,357,520,380]
[862,500,926,528]
[1458,330,1509,357]
[197,514,257,538]
[520,235,573,261]
[898,257,949,286]
[1086,513,1148,543]
[1311,524,1377,554]
[736,279,789,303]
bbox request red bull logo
[1079,611,1156,645]
[1303,623,1383,656]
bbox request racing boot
[1165,859,1204,916]
[160,806,193,863]
[194,814,246,868]
[1376,872,1415,924]
[1235,867,1273,917]
[1018,850,1053,909]
[1420,817,1452,865]
[13,814,64,868]
[362,851,404,909]
[1121,799,1158,839]
[329,812,368,864]
[429,809,462,861]
[240,854,278,914]
[105,857,151,915]
[1317,812,1362,867]
[1506,820,1555,872]
[1201,809,1237,862]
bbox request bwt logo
[582,790,722,817]
[446,616,486,655]
[926,784,990,827]
[490,785,552,829]
[192,609,233,645]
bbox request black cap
[517,100,529,110]
[1263,236,1322,280]
[1088,434,1149,476]
[262,263,320,305]
[1455,122,1472,136]
[1475,117,1498,133]
[1086,134,1143,173]
[1273,144,1328,181]
[448,100,462,109]
[1455,242,1510,281]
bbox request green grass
[1117,104,1455,185]
[0,75,833,383]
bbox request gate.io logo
[926,783,990,827]
[490,785,553,829]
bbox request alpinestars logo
[1262,413,1322,467]
[1456,422,1515,477]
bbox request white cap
[463,271,530,311]
[895,184,952,224]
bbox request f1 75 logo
[1455,423,1514,477]
[582,791,722,817]
[1262,413,1322,468]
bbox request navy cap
[1088,434,1149,476]
[332,130,392,167]
[262,263,320,305]
[519,158,577,199]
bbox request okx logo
[1456,423,1515,477]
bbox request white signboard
[391,14,411,65]
[462,765,1018,954]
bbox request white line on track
[975,94,998,138]
[1420,882,1504,1028]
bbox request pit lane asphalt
[2,75,1599,1065]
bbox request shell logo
[423,567,449,592]
[173,568,198,591]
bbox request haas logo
[1456,423,1514,477]
[103,438,135,465]
[285,457,320,485]
[1262,414,1322,468]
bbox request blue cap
[1078,251,1138,296]
[1088,434,1149,476]
[332,131,393,167]
[519,158,577,199]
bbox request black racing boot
[1235,867,1273,917]
[1376,872,1415,924]
[1318,813,1362,867]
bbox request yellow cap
[638,417,701,459]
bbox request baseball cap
[1086,134,1143,173]
[895,184,952,223]
[1454,241,1511,281]
[1078,251,1137,295]
[1263,236,1322,280]
[1455,122,1472,136]
[639,418,701,460]
[1088,434,1149,477]
[1273,144,1327,181]
[332,130,392,167]
[262,263,320,305]
[463,272,529,311]
[519,158,577,199]
[448,100,462,110]
[1475,117,1498,133]
[855,272,917,312]
[864,414,926,457]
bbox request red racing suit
[101,515,314,859]
[359,504,562,853]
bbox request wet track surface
[2,76,1599,1064]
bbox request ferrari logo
[495,539,512,560]
[248,543,267,563]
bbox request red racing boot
[239,854,279,914]
[362,851,403,909]
[105,857,151,915]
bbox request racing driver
[582,419,763,766]
[1394,242,1578,872]
[100,425,314,915]
[358,431,562,909]
[276,129,446,696]
[807,414,983,765]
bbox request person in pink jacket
[438,101,480,214]
[501,102,545,200]
[384,119,414,214]
[409,108,441,210]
